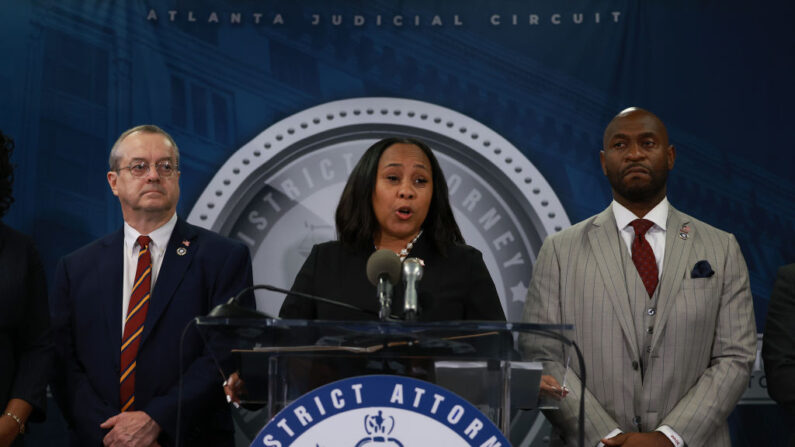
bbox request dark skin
[0,399,32,447]
[599,108,675,446]
[602,431,672,446]
[600,107,676,218]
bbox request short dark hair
[0,131,15,219]
[335,137,464,254]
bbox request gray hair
[108,124,180,170]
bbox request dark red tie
[120,235,151,412]
[629,219,658,298]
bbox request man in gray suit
[523,108,756,446]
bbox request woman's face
[371,143,433,246]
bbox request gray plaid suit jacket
[522,204,756,447]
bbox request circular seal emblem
[187,97,569,320]
[252,375,510,447]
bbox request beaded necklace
[376,229,423,262]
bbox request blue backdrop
[1,0,793,444]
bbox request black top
[279,236,506,321]
[0,223,52,421]
[763,264,795,415]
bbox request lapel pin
[182,240,190,247]
[679,225,690,240]
[176,247,187,256]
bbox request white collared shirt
[611,197,669,279]
[121,213,178,334]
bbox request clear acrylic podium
[194,317,574,443]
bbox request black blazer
[279,236,505,321]
[0,223,52,422]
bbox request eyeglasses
[118,160,178,178]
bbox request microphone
[207,292,270,318]
[402,257,424,321]
[366,249,402,321]
[208,284,377,318]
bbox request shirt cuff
[656,425,684,446]
[596,428,623,447]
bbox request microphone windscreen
[366,249,402,286]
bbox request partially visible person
[51,125,253,446]
[762,263,795,446]
[279,137,505,321]
[0,130,53,446]
[522,108,756,447]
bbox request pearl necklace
[377,229,423,262]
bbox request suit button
[633,416,641,426]
[647,326,654,334]
[647,308,656,316]
[646,346,652,353]
[632,361,639,370]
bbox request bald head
[603,107,669,150]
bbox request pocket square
[691,260,715,278]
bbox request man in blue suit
[51,125,253,446]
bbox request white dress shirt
[611,197,669,278]
[121,213,177,333]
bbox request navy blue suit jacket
[51,218,253,446]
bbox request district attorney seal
[187,97,569,319]
[252,375,510,447]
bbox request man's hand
[602,431,672,446]
[100,411,161,447]
[539,374,569,400]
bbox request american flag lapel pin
[679,225,690,240]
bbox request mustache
[622,163,650,176]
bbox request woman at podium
[279,137,506,322]
[224,137,565,418]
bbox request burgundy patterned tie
[629,219,658,298]
[120,235,151,412]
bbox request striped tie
[120,235,152,412]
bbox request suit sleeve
[463,247,506,321]
[763,264,795,414]
[51,257,117,444]
[520,237,622,446]
[660,234,756,445]
[279,244,319,319]
[142,241,253,442]
[9,240,53,421]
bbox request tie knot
[629,219,654,237]
[137,235,151,249]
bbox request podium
[195,317,574,446]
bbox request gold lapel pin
[176,247,187,256]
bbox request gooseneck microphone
[208,284,377,318]
[402,257,424,321]
[366,249,402,321]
